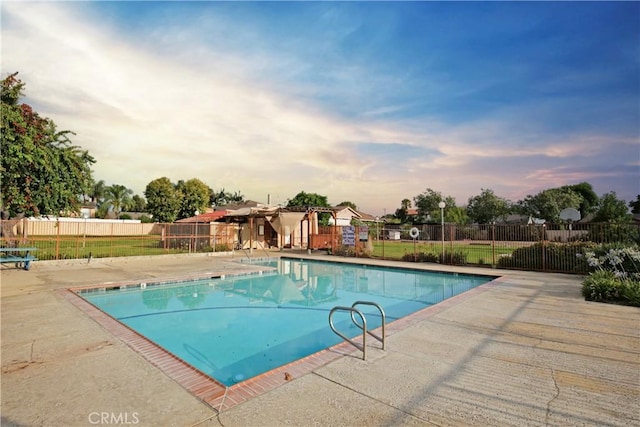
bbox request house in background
[327,206,361,226]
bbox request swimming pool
[79,258,495,386]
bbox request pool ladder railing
[329,301,386,360]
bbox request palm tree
[89,179,107,205]
[104,184,133,216]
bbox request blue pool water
[80,258,494,386]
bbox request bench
[0,247,38,270]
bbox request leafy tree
[104,184,133,216]
[445,206,468,225]
[467,188,511,224]
[566,182,599,218]
[592,192,631,223]
[1,72,95,217]
[336,201,358,210]
[177,178,210,219]
[629,195,640,214]
[144,177,181,222]
[287,191,331,225]
[286,191,330,208]
[414,188,442,223]
[414,189,455,223]
[517,187,582,223]
[131,194,147,212]
[394,198,411,223]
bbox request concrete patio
[1,253,638,426]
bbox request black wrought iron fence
[1,218,637,274]
[366,222,639,274]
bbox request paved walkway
[1,253,638,426]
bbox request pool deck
[1,252,638,426]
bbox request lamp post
[82,212,89,249]
[438,201,446,262]
[375,216,379,241]
[194,210,199,253]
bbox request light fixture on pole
[438,201,446,262]
[82,212,89,249]
[194,210,199,253]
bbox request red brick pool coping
[60,273,502,412]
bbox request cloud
[2,2,638,214]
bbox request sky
[2,1,639,215]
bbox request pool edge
[60,265,503,412]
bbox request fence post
[541,224,546,272]
[76,220,80,259]
[55,219,60,260]
[491,223,496,267]
[448,224,453,263]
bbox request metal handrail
[350,301,386,350]
[328,301,386,360]
[329,306,367,360]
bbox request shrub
[621,279,640,306]
[401,252,439,263]
[581,245,640,279]
[139,215,154,223]
[440,250,467,265]
[214,243,231,252]
[333,245,356,257]
[498,242,595,272]
[586,223,640,244]
[580,244,640,306]
[582,270,623,302]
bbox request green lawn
[372,240,519,264]
[14,235,524,265]
[21,235,186,260]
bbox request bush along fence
[341,222,640,275]
[580,246,640,307]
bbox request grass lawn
[372,240,520,264]
[24,235,186,260]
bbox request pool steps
[329,300,386,360]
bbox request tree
[414,188,442,223]
[104,184,133,216]
[445,206,468,225]
[88,179,107,205]
[517,187,582,223]
[394,198,411,223]
[287,191,331,225]
[414,189,455,223]
[131,195,146,212]
[144,177,181,222]
[593,192,631,223]
[177,178,210,219]
[286,191,330,208]
[1,72,95,217]
[566,182,599,218]
[629,195,640,214]
[467,188,511,224]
